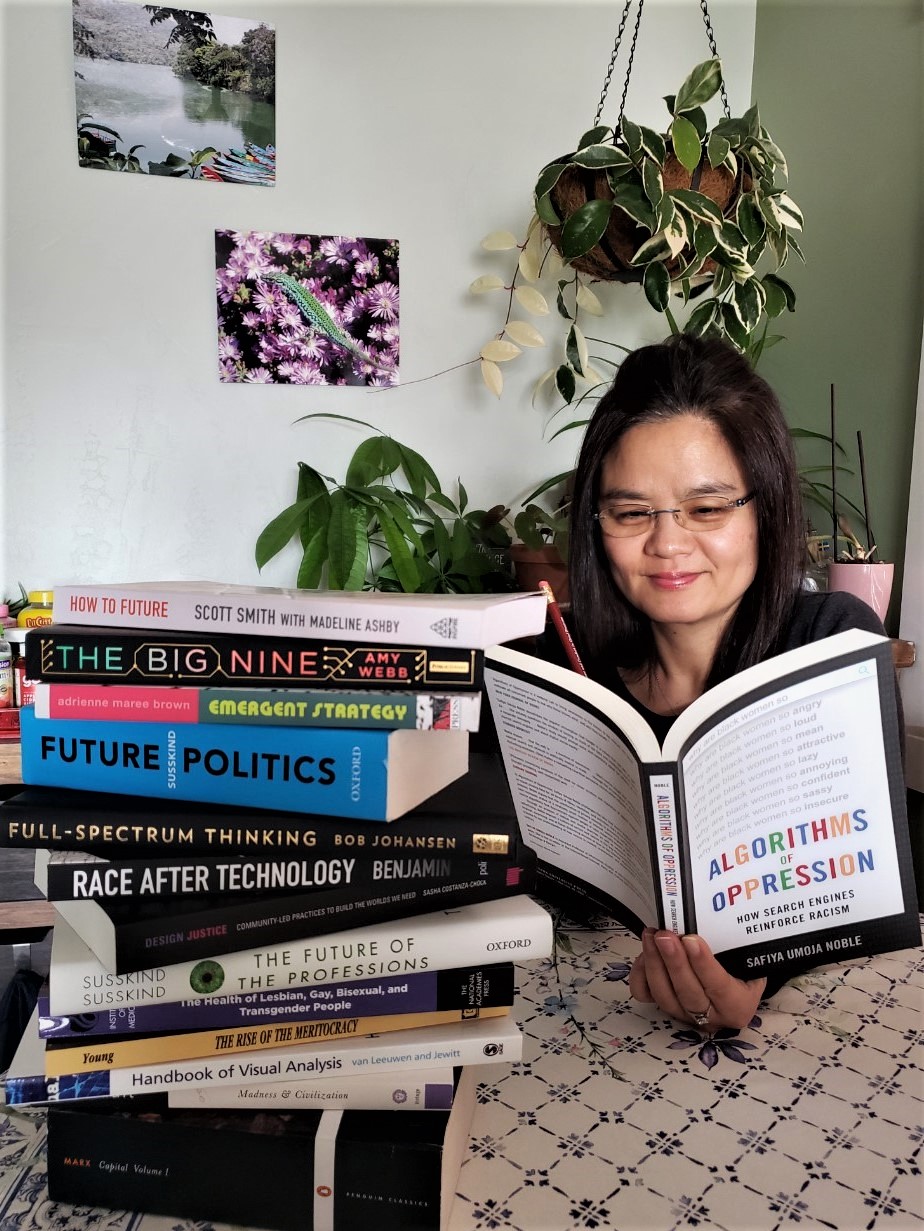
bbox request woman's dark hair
[569,333,804,686]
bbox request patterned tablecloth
[1,911,922,1231]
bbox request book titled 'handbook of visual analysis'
[485,630,920,980]
[19,709,469,821]
[51,581,549,647]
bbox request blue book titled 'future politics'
[19,709,468,821]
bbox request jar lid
[27,590,54,603]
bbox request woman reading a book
[566,333,895,1032]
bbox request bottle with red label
[0,633,12,709]
[17,590,54,630]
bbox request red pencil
[539,579,587,676]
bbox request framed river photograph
[73,2,275,185]
[216,230,401,387]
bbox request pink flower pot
[826,561,894,621]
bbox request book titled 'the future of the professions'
[485,629,920,980]
[50,580,549,648]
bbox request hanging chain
[616,0,646,130]
[699,0,730,117]
[593,0,635,129]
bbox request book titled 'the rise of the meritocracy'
[19,709,469,821]
[50,580,549,648]
[485,629,921,981]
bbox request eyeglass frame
[592,492,757,538]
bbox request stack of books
[2,581,554,1231]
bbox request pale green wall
[752,0,923,631]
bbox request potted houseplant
[822,429,893,620]
[255,416,516,594]
[473,57,802,403]
[508,472,572,602]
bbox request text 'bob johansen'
[709,808,875,912]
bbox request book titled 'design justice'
[33,683,483,731]
[51,581,549,648]
[19,709,469,821]
[26,625,483,690]
[46,894,554,1015]
[45,1071,484,1231]
[486,629,921,982]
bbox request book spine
[52,583,543,646]
[38,964,516,1038]
[44,1005,510,1074]
[59,1016,524,1097]
[646,768,686,935]
[38,846,525,899]
[55,853,535,973]
[33,683,483,731]
[167,1068,456,1110]
[26,626,483,689]
[0,800,519,858]
[46,895,553,1014]
[20,710,468,821]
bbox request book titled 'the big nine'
[19,708,469,821]
[50,580,549,648]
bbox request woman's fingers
[630,931,768,1031]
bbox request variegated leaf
[481,359,503,398]
[515,285,551,316]
[481,230,518,251]
[630,230,673,266]
[531,367,558,407]
[572,323,590,375]
[505,320,546,348]
[469,274,505,294]
[571,144,633,171]
[673,57,723,113]
[775,193,804,230]
[481,339,522,363]
[707,132,730,168]
[518,243,542,283]
[575,284,604,315]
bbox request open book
[485,629,920,980]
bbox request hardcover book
[26,625,483,689]
[52,579,548,647]
[46,1068,486,1230]
[168,1067,458,1111]
[39,956,516,1039]
[8,1009,522,1099]
[45,893,554,1014]
[20,709,469,821]
[37,847,535,973]
[0,750,520,856]
[485,630,920,980]
[34,683,483,731]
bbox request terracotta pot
[826,562,894,621]
[510,544,569,605]
[544,153,741,281]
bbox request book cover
[35,843,528,900]
[9,1011,522,1099]
[39,849,535,974]
[39,959,516,1039]
[20,709,469,821]
[34,682,483,731]
[44,1006,510,1074]
[0,750,520,856]
[485,630,921,980]
[46,893,554,1014]
[168,1067,457,1111]
[52,580,548,648]
[46,1067,486,1230]
[26,625,483,690]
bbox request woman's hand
[629,928,767,1031]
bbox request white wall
[0,0,756,592]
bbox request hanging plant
[472,3,803,402]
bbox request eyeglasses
[594,493,756,538]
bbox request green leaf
[610,181,656,231]
[742,103,761,136]
[716,220,747,255]
[395,442,441,500]
[707,132,731,168]
[295,464,331,550]
[378,508,422,593]
[763,272,796,311]
[643,261,670,312]
[789,234,805,263]
[296,526,327,589]
[571,144,633,171]
[620,117,642,158]
[637,125,667,164]
[720,302,751,351]
[559,199,612,259]
[736,194,766,246]
[642,158,664,208]
[254,498,314,570]
[760,275,787,318]
[694,223,718,260]
[555,363,577,403]
[345,435,400,487]
[534,161,568,202]
[673,58,723,114]
[671,115,702,174]
[536,191,560,225]
[656,194,676,233]
[577,125,612,149]
[326,490,364,589]
[684,299,720,338]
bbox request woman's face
[597,414,758,639]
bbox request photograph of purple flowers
[74,2,275,184]
[215,230,400,387]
